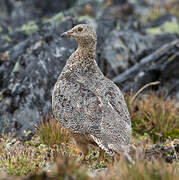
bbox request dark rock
[0,0,76,27]
[175,144,179,153]
[100,27,154,75]
[0,19,77,136]
[34,0,76,16]
[165,155,176,163]
[161,55,179,81]
[95,19,116,75]
[102,0,134,20]
[150,34,178,50]
[0,0,13,19]
[133,68,161,92]
[146,14,178,28]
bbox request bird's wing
[87,81,132,154]
[104,81,131,126]
[52,79,102,136]
[96,80,131,148]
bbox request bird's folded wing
[105,85,131,126]
[52,79,102,136]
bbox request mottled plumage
[52,24,131,158]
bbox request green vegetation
[126,92,179,142]
[21,21,39,35]
[38,114,71,146]
[146,21,179,35]
[0,136,44,176]
[0,93,3,101]
[2,35,12,43]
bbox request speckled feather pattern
[52,24,131,155]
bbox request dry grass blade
[126,92,179,142]
[101,158,179,180]
[130,81,160,105]
[38,114,72,146]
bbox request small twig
[130,81,160,104]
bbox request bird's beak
[60,30,72,38]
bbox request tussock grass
[101,158,179,180]
[0,136,44,176]
[126,92,179,142]
[55,157,91,180]
[38,114,72,146]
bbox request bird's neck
[76,45,96,60]
[67,43,96,67]
[61,43,103,79]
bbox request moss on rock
[2,35,12,43]
[146,21,179,35]
[21,21,39,35]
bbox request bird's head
[61,24,97,48]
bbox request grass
[38,114,72,146]
[102,158,179,180]
[0,135,44,176]
[126,92,179,142]
[0,92,178,179]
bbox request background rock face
[0,0,77,26]
[0,0,179,136]
[0,20,77,135]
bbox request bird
[52,24,132,161]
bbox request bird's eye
[78,27,83,32]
